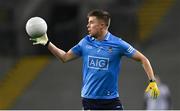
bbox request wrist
[45,40,50,47]
[149,79,156,82]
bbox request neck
[96,30,108,41]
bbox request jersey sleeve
[121,40,136,58]
[70,38,84,56]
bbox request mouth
[88,29,91,34]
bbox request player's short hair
[87,9,111,27]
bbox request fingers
[29,38,37,42]
[152,90,156,99]
[150,90,155,99]
[150,89,159,99]
[145,82,160,99]
[146,87,159,99]
[33,42,39,45]
[29,38,39,45]
[156,89,160,98]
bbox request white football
[25,17,47,38]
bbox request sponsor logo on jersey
[88,56,109,70]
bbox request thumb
[33,42,40,45]
[145,86,150,92]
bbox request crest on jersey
[108,47,112,53]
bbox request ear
[100,22,106,28]
[98,19,106,29]
[101,23,105,26]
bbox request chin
[89,33,96,37]
[89,33,93,36]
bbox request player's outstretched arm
[131,50,160,99]
[29,34,79,63]
[47,41,78,63]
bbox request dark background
[0,0,179,109]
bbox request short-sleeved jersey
[71,32,136,99]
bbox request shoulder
[109,34,130,47]
[109,33,122,41]
[78,35,90,45]
[81,35,92,42]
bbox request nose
[87,23,89,28]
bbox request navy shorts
[82,97,123,110]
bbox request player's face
[87,16,104,38]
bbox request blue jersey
[71,32,136,99]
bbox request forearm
[132,51,155,81]
[47,42,67,62]
[141,57,155,81]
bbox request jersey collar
[104,32,110,41]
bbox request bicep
[131,50,147,62]
[64,50,80,62]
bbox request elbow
[141,56,150,64]
[133,51,150,65]
[61,59,68,63]
[61,54,69,63]
[55,55,67,63]
[61,59,66,63]
[61,57,68,63]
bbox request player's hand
[145,81,160,99]
[29,33,49,46]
